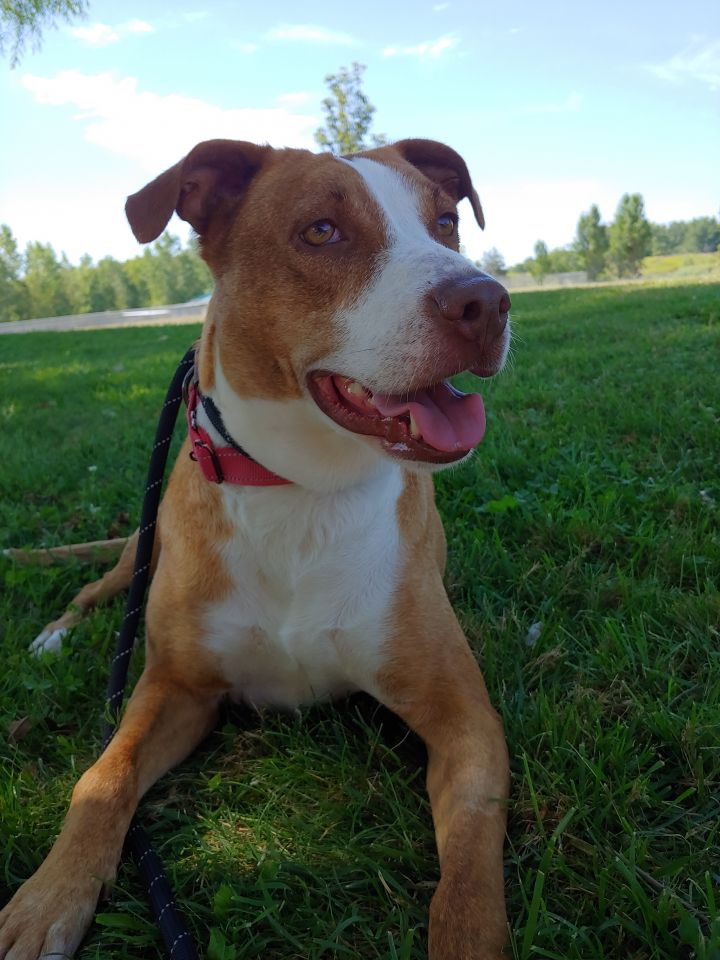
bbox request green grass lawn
[1,282,719,959]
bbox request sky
[1,0,718,269]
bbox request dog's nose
[429,275,511,343]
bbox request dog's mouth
[308,371,488,464]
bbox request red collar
[185,380,291,486]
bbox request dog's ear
[392,138,485,230]
[125,139,272,243]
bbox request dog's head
[126,139,511,488]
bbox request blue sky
[1,0,718,267]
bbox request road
[0,303,207,334]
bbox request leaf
[207,771,223,791]
[213,883,234,920]
[677,908,700,947]
[8,717,33,743]
[480,494,520,514]
[208,927,237,960]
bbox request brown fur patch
[349,139,479,249]
[143,442,233,691]
[199,149,389,401]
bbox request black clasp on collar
[189,438,225,483]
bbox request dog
[0,138,511,959]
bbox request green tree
[478,247,507,276]
[2,226,212,321]
[1,0,87,65]
[315,62,386,155]
[528,240,551,284]
[90,256,135,311]
[681,216,720,254]
[123,255,150,307]
[545,246,582,273]
[62,253,93,313]
[24,241,71,318]
[608,193,652,277]
[122,233,211,307]
[0,224,29,321]
[173,246,213,303]
[650,221,687,256]
[574,204,608,280]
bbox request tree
[574,204,608,280]
[1,0,87,66]
[545,246,582,273]
[650,221,687,256]
[4,226,210,321]
[121,233,211,308]
[478,247,507,276]
[0,224,29,321]
[528,240,551,284]
[608,193,651,277]
[24,241,70,318]
[682,216,720,254]
[91,256,135,311]
[315,62,386,155]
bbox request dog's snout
[429,275,511,343]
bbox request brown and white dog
[1,138,511,959]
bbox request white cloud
[646,38,720,90]
[70,19,154,47]
[383,34,458,59]
[125,19,154,34]
[277,91,314,106]
[433,3,450,10]
[71,23,119,46]
[5,176,153,266]
[20,70,319,172]
[267,23,355,45]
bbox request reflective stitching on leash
[170,932,191,955]
[157,899,176,922]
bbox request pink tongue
[372,381,486,452]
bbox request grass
[506,252,720,292]
[1,281,719,959]
[641,252,720,281]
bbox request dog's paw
[0,862,101,960]
[28,625,68,655]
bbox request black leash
[102,345,199,960]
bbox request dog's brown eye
[301,220,341,246]
[436,213,457,238]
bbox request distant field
[642,251,720,280]
[1,281,718,959]
[506,251,720,291]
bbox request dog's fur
[1,138,511,959]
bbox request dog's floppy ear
[392,138,485,230]
[125,139,272,244]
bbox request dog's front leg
[0,667,219,960]
[377,590,510,960]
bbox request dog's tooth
[409,413,422,439]
[346,381,366,397]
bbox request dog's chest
[201,469,403,709]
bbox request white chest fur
[201,465,403,709]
